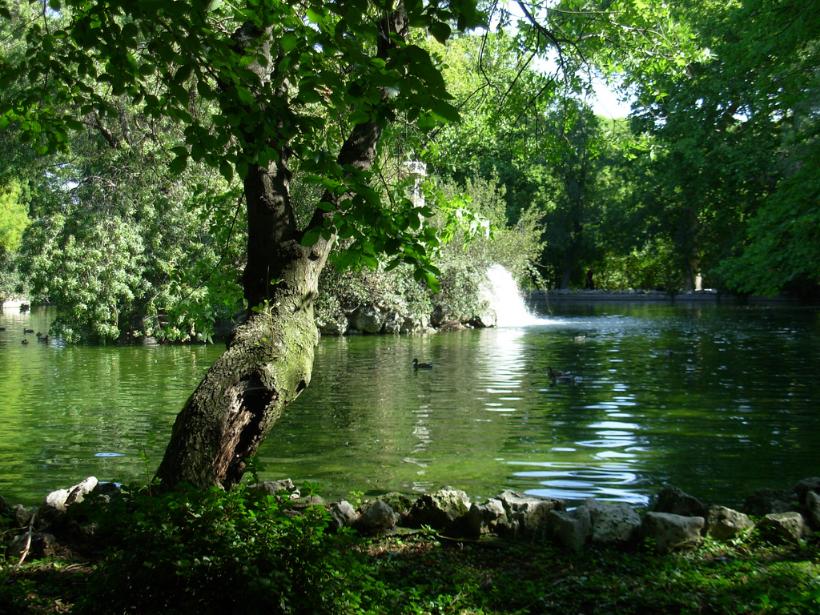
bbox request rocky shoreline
[4,476,818,564]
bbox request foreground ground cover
[2,485,818,614]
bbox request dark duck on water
[548,366,580,384]
[412,358,433,370]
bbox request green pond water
[1,304,818,507]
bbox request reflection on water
[0,307,222,503]
[1,304,818,506]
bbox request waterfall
[481,264,547,327]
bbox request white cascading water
[481,264,547,327]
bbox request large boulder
[355,500,397,534]
[477,498,509,534]
[401,314,430,334]
[448,504,484,539]
[329,500,359,531]
[653,486,708,518]
[805,491,820,529]
[706,505,754,541]
[44,477,98,513]
[252,479,299,499]
[743,489,796,516]
[642,512,704,553]
[350,306,384,334]
[88,481,122,505]
[468,309,497,329]
[793,477,820,507]
[382,312,403,334]
[379,492,416,520]
[318,317,347,336]
[497,491,563,537]
[12,504,37,527]
[438,320,466,332]
[408,488,471,531]
[292,494,326,510]
[757,512,806,545]
[548,507,591,553]
[584,500,642,545]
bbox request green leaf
[349,109,370,125]
[306,8,325,27]
[429,21,451,44]
[170,152,188,175]
[236,87,254,105]
[300,227,321,247]
[280,33,299,53]
[430,100,459,123]
[219,159,234,182]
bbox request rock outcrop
[3,477,818,564]
[642,512,704,553]
[706,505,753,540]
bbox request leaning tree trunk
[155,7,407,491]
[154,234,331,489]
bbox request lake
[1,303,818,507]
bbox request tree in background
[424,3,707,292]
[0,180,30,298]
[0,2,244,341]
[535,99,604,288]
[15,131,245,342]
[621,0,819,294]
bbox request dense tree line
[2,1,817,344]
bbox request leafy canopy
[0,0,485,282]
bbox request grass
[349,532,819,614]
[3,531,818,614]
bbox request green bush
[77,485,356,614]
[317,262,433,332]
[0,180,30,300]
[316,173,545,331]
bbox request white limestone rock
[44,477,98,512]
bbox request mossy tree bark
[154,234,330,489]
[156,9,408,490]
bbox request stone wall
[5,477,818,562]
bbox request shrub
[77,485,356,614]
[316,173,545,331]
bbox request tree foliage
[2,0,817,344]
[0,0,483,281]
[622,0,819,294]
[0,180,29,254]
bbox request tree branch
[87,112,119,149]
[302,6,409,238]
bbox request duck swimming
[548,367,580,383]
[412,358,433,369]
